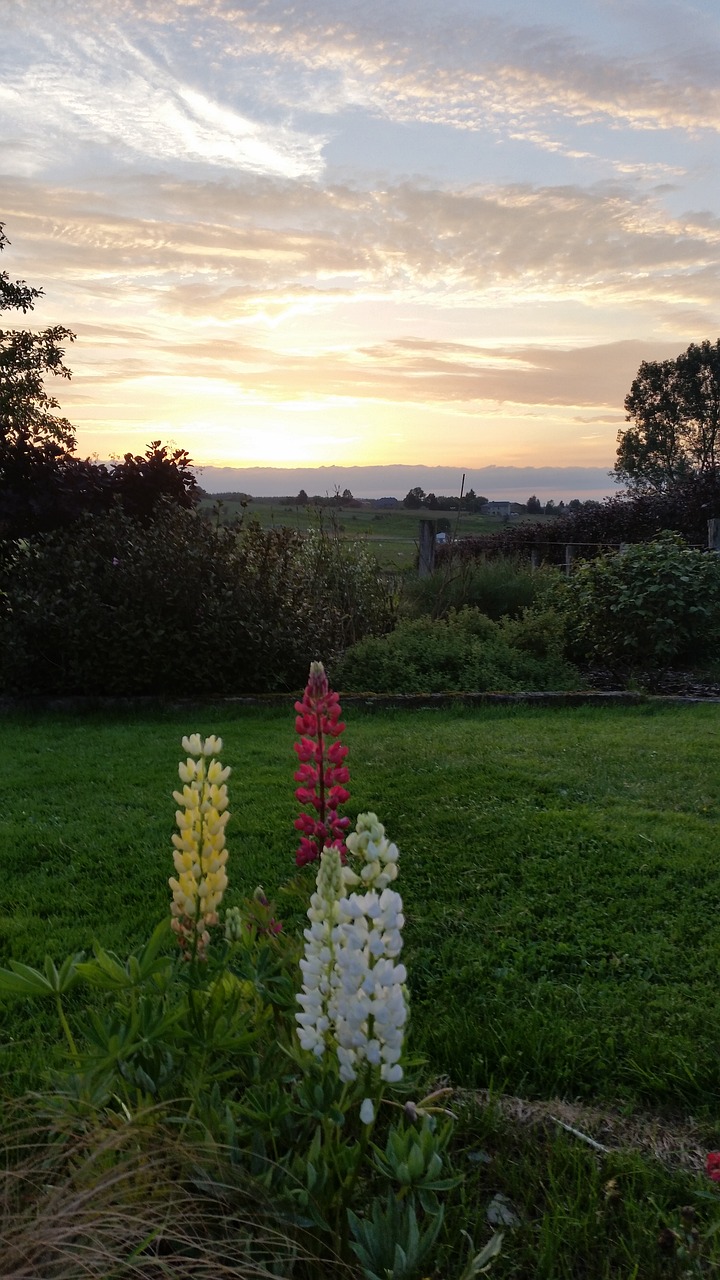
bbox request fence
[419,518,720,577]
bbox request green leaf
[458,1231,503,1278]
[0,962,53,996]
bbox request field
[3,699,720,1276]
[198,496,560,569]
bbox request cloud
[7,169,718,325]
[161,0,720,136]
[63,322,684,414]
[1,19,326,179]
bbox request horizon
[194,462,621,503]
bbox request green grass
[3,700,720,1276]
[443,1097,719,1279]
[2,700,719,1108]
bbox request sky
[2,0,719,498]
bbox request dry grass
[467,1089,708,1176]
[0,1105,327,1280]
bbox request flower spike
[169,734,230,961]
[293,661,350,867]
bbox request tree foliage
[0,227,198,539]
[616,340,720,490]
[108,441,198,523]
[0,224,76,454]
[560,533,720,668]
[403,487,425,509]
[0,504,395,695]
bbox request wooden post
[530,547,539,572]
[418,519,436,577]
[708,518,720,551]
[564,543,575,576]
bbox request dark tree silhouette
[616,340,720,490]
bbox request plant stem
[55,992,80,1067]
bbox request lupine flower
[293,661,350,867]
[296,845,344,1057]
[224,906,244,943]
[345,812,399,892]
[169,734,230,961]
[295,815,408,1085]
[360,1098,375,1124]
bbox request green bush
[0,504,395,695]
[334,607,580,693]
[404,554,551,620]
[560,532,720,669]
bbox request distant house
[481,500,524,517]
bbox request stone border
[2,689,720,713]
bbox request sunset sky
[2,0,719,494]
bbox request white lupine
[296,846,344,1057]
[345,812,400,892]
[360,1098,375,1124]
[296,814,408,1085]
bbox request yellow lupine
[169,734,231,961]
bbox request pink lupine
[293,661,351,867]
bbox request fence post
[530,547,539,572]
[418,519,436,577]
[564,543,575,576]
[708,518,720,551]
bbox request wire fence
[429,529,715,576]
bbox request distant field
[198,496,559,569]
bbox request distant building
[481,500,525,517]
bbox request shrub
[334,608,580,693]
[404,555,552,621]
[560,532,720,668]
[0,504,395,695]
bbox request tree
[615,340,720,490]
[0,224,84,537]
[0,227,199,539]
[0,224,76,453]
[109,441,198,523]
[526,495,542,513]
[403,487,425,509]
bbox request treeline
[1,439,199,541]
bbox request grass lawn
[2,699,720,1276]
[2,699,720,1106]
